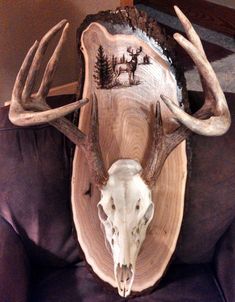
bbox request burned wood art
[9,6,231,298]
[93,45,147,88]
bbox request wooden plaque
[71,7,188,295]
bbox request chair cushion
[0,95,81,268]
[30,262,224,302]
[214,218,235,302]
[0,216,30,302]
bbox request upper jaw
[114,262,135,297]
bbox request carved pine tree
[103,56,113,88]
[111,55,118,72]
[93,45,113,89]
[120,53,126,63]
[143,54,150,64]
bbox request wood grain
[72,16,188,295]
[120,0,134,6]
[135,0,235,37]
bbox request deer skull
[97,159,154,297]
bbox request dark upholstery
[215,218,235,302]
[0,95,81,269]
[0,93,234,302]
[0,216,30,302]
[176,91,235,264]
[30,263,224,302]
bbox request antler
[161,6,231,136]
[9,20,108,187]
[127,46,134,54]
[141,6,231,187]
[136,46,142,54]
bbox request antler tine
[173,5,213,107]
[82,94,109,187]
[142,102,191,188]
[160,6,231,136]
[22,20,67,101]
[141,102,165,186]
[127,46,133,54]
[136,46,142,54]
[174,6,206,58]
[9,20,88,127]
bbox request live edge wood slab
[72,7,188,295]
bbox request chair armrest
[214,218,235,302]
[0,216,30,302]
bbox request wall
[0,0,120,106]
[207,0,235,9]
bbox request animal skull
[97,159,154,297]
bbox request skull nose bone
[116,263,133,297]
[118,232,131,265]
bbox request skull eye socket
[136,199,141,210]
[98,204,108,222]
[144,203,154,225]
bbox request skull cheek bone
[97,159,154,297]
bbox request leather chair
[0,92,234,302]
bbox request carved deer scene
[9,6,230,298]
[93,44,151,89]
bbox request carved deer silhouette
[115,46,142,85]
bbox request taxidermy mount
[8,6,230,298]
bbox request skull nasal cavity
[98,204,108,222]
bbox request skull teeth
[115,263,134,297]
